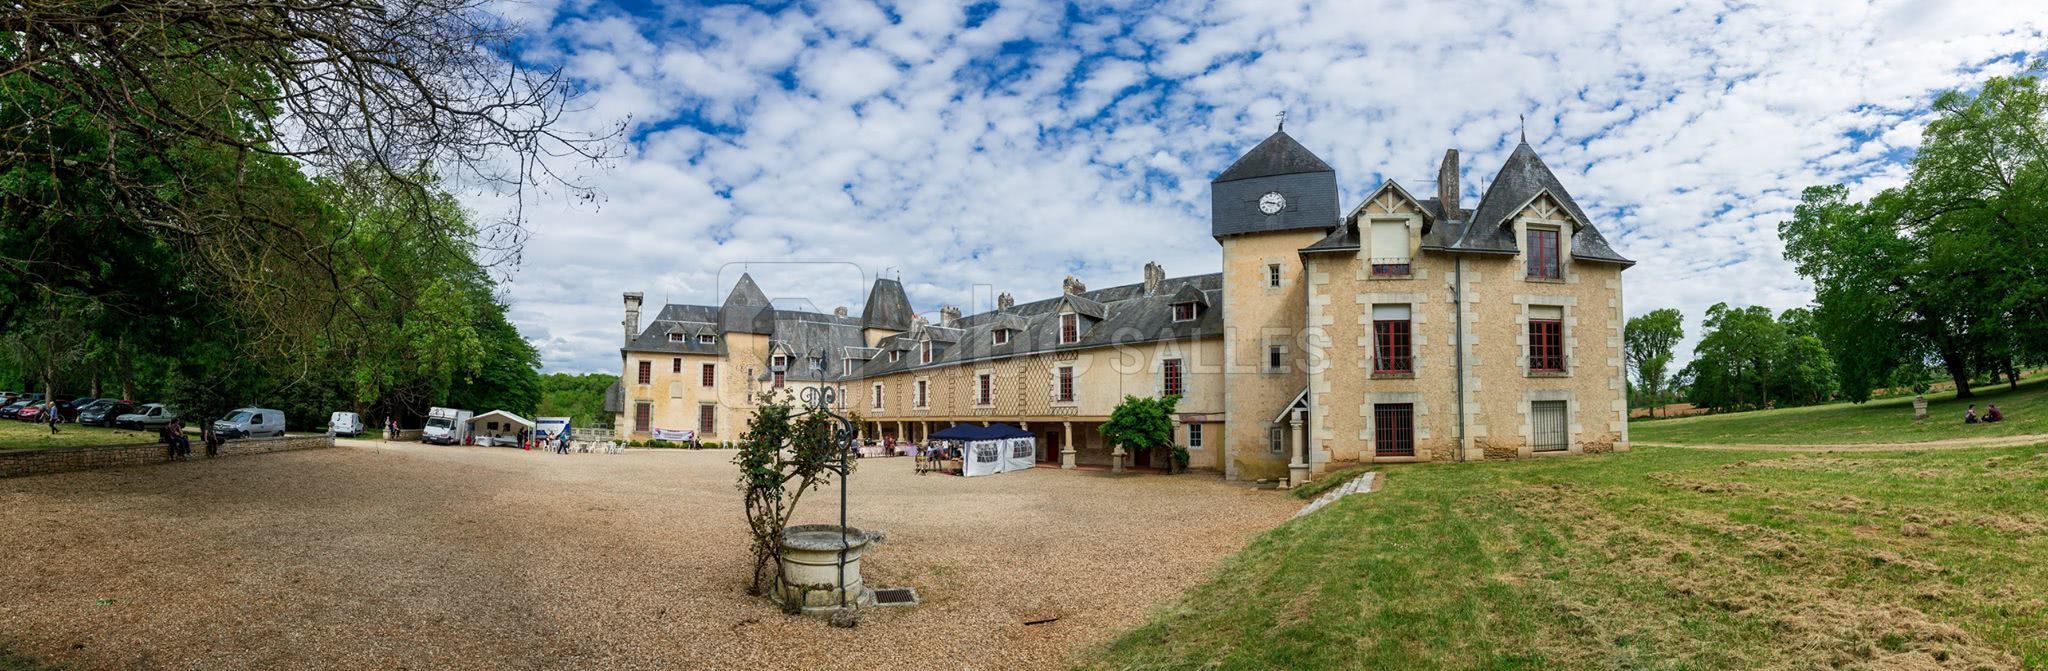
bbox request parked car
[213,408,286,439]
[328,411,363,437]
[115,403,177,430]
[16,403,46,422]
[60,397,98,422]
[0,395,42,419]
[77,400,135,427]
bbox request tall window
[920,341,932,364]
[1266,263,1282,287]
[701,363,716,387]
[872,383,883,409]
[772,371,786,388]
[977,373,992,405]
[633,402,651,433]
[1374,403,1415,457]
[1059,313,1078,344]
[994,329,1010,345]
[1055,366,1075,402]
[914,380,928,408]
[1268,426,1283,453]
[1171,302,1196,322]
[1527,227,1561,279]
[1370,221,1411,276]
[1529,306,1565,372]
[1162,358,1184,397]
[1267,345,1284,372]
[699,404,716,435]
[1187,423,1203,449]
[636,361,651,384]
[1372,305,1413,373]
[671,357,681,373]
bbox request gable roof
[1058,293,1109,320]
[1467,142,1592,232]
[720,273,776,334]
[1213,130,1334,183]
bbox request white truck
[421,407,473,445]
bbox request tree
[1781,73,2048,400]
[539,373,620,428]
[733,390,851,609]
[1681,303,1839,412]
[1100,395,1183,473]
[1624,309,1684,417]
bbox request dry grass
[0,441,1296,670]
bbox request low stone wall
[0,434,335,479]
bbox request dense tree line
[538,373,619,429]
[1780,73,2048,401]
[1,0,608,428]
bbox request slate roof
[720,274,777,334]
[1212,131,1334,183]
[766,314,868,382]
[861,278,914,332]
[851,273,1225,378]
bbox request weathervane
[1519,113,1526,143]
[1276,109,1287,132]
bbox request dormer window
[1059,313,1079,344]
[1527,226,1562,280]
[668,332,684,343]
[698,334,716,345]
[993,329,1010,345]
[1171,303,1197,322]
[920,340,933,364]
[890,351,901,363]
[771,354,788,370]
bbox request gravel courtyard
[0,441,1296,670]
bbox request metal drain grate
[872,587,919,607]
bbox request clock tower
[1210,129,1338,481]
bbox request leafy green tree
[539,373,621,428]
[1100,395,1183,472]
[1624,308,1685,417]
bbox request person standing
[45,401,60,434]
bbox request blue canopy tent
[929,423,1037,476]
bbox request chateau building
[607,130,1634,482]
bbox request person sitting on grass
[1985,404,2004,423]
[1965,404,1979,424]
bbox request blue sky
[478,0,2048,374]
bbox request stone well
[777,524,876,612]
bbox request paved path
[1635,433,2048,452]
[1294,472,1378,518]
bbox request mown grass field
[1631,375,2047,445]
[1084,444,2048,670]
[0,421,162,451]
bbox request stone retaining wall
[0,434,335,479]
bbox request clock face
[1258,191,1287,215]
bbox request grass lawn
[0,420,163,451]
[1084,444,2048,670]
[1631,374,2047,445]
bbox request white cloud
[484,0,2048,373]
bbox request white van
[214,407,286,439]
[421,407,473,445]
[329,411,363,437]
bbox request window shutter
[1370,222,1409,260]
[1371,304,1411,320]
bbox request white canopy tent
[931,424,1037,477]
[470,410,534,447]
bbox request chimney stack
[1437,149,1460,218]
[623,292,644,346]
[996,292,1014,311]
[1062,275,1087,295]
[939,305,962,327]
[1142,261,1165,295]
[833,306,849,317]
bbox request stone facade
[0,434,336,479]
[612,130,1631,482]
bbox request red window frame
[1527,228,1561,279]
[1529,319,1565,371]
[1162,358,1184,397]
[1374,403,1414,457]
[920,341,932,364]
[672,357,681,373]
[701,363,715,387]
[633,402,651,433]
[1172,303,1196,321]
[636,361,651,384]
[915,380,928,407]
[977,373,992,405]
[1373,319,1412,373]
[699,405,715,435]
[1056,367,1075,402]
[1059,314,1078,344]
[772,371,786,388]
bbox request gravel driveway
[0,441,1295,670]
